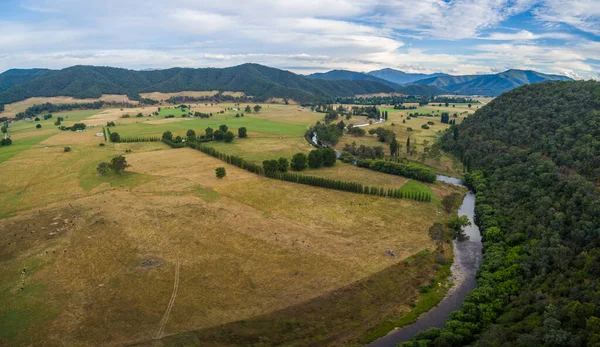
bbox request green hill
[408,80,600,346]
[306,69,403,89]
[0,68,52,92]
[0,64,396,106]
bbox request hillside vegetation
[412,69,572,96]
[0,64,395,107]
[404,80,600,346]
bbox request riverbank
[366,176,482,346]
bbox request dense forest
[0,64,395,107]
[404,80,600,346]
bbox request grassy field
[0,102,463,346]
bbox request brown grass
[0,106,455,346]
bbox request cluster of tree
[342,141,384,160]
[15,100,140,119]
[356,159,437,183]
[193,111,212,118]
[431,96,479,104]
[336,95,428,106]
[308,148,337,168]
[106,121,116,127]
[393,104,418,110]
[54,116,64,125]
[346,125,366,136]
[368,127,396,143]
[404,80,600,347]
[96,155,130,176]
[244,105,262,113]
[350,105,380,118]
[166,93,251,104]
[16,101,103,119]
[308,121,344,146]
[58,123,87,131]
[262,158,290,174]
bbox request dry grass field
[1,95,137,118]
[0,102,463,346]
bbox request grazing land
[0,100,462,346]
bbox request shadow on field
[133,249,448,347]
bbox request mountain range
[0,64,574,109]
[307,68,572,96]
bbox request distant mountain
[0,68,52,93]
[367,68,449,85]
[411,69,572,96]
[305,69,447,96]
[306,70,402,89]
[0,64,397,106]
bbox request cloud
[480,29,574,40]
[534,0,600,35]
[0,0,598,80]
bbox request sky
[0,0,598,79]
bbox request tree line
[356,159,437,183]
[159,139,432,203]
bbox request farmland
[0,98,463,346]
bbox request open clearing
[0,103,461,346]
[1,95,136,118]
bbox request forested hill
[0,68,51,92]
[405,80,600,346]
[0,64,395,106]
[411,69,572,96]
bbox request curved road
[366,176,482,346]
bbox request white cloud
[480,29,574,40]
[534,0,600,35]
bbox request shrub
[291,153,308,171]
[215,167,226,179]
[63,147,71,152]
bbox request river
[366,175,482,346]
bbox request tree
[215,167,226,179]
[253,105,262,113]
[428,222,446,247]
[245,105,252,113]
[291,153,308,171]
[34,117,40,121]
[1,123,7,134]
[214,129,224,141]
[96,162,110,176]
[109,155,130,174]
[223,131,235,143]
[63,147,71,152]
[321,148,337,167]
[36,124,42,129]
[308,149,324,169]
[205,127,213,139]
[262,159,279,174]
[390,137,399,157]
[186,129,196,141]
[219,124,228,132]
[447,215,471,241]
[406,137,411,154]
[110,132,120,142]
[238,127,247,138]
[162,131,173,140]
[442,192,462,213]
[278,157,289,172]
